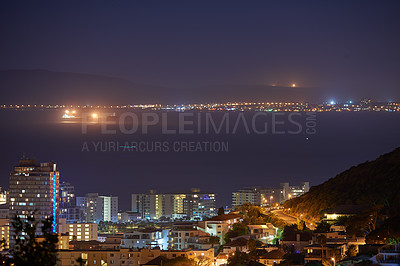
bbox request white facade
[121,229,169,250]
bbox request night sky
[1,1,400,209]
[0,1,400,101]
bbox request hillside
[284,147,400,220]
[0,69,316,104]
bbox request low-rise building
[280,232,313,252]
[121,229,169,250]
[221,237,248,254]
[0,218,9,250]
[63,222,98,242]
[100,234,123,250]
[197,213,243,244]
[372,244,400,265]
[169,222,211,250]
[56,248,213,266]
[259,249,286,266]
[247,224,278,243]
[304,243,345,264]
[119,211,141,223]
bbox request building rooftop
[207,213,242,221]
[261,249,285,259]
[224,237,248,247]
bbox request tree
[164,257,196,266]
[315,220,331,233]
[11,214,59,266]
[345,244,358,258]
[208,236,220,247]
[247,239,264,262]
[316,234,327,261]
[218,207,225,216]
[227,251,250,266]
[195,256,213,266]
[224,222,247,243]
[282,224,299,239]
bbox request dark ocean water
[0,109,399,210]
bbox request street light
[331,257,335,266]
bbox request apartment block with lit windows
[131,188,216,220]
[9,158,59,248]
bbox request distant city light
[348,100,353,104]
[330,100,336,105]
[292,83,296,87]
[92,113,98,118]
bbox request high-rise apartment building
[59,181,85,222]
[9,158,59,247]
[232,182,310,207]
[77,193,118,223]
[132,189,216,220]
[0,187,8,205]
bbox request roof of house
[325,205,370,215]
[248,224,275,230]
[261,249,286,259]
[282,232,313,242]
[224,237,248,247]
[216,253,229,260]
[207,213,242,221]
[142,255,169,265]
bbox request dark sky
[0,1,399,100]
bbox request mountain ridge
[284,147,400,220]
[0,69,317,105]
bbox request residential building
[372,244,400,265]
[0,204,9,219]
[280,232,314,252]
[119,211,141,223]
[65,222,98,242]
[168,222,211,250]
[197,213,243,244]
[232,182,310,207]
[221,237,248,254]
[324,205,370,222]
[0,218,9,250]
[56,248,213,266]
[121,229,169,249]
[77,193,118,223]
[9,158,59,248]
[132,189,216,220]
[304,243,345,264]
[247,224,278,243]
[259,249,286,266]
[59,181,85,223]
[0,187,8,205]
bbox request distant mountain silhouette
[0,69,318,104]
[285,147,400,219]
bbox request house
[56,248,205,266]
[304,243,346,264]
[259,249,286,266]
[372,244,400,265]
[100,234,123,250]
[169,222,211,250]
[247,224,278,243]
[324,205,370,222]
[121,229,169,250]
[215,253,229,266]
[222,237,248,254]
[280,232,313,252]
[197,213,243,244]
